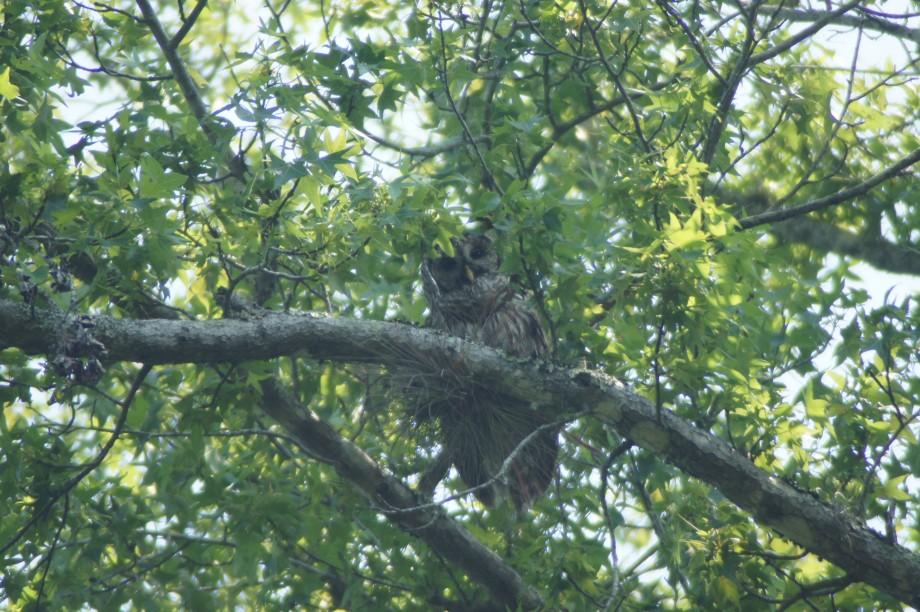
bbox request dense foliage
[1,0,918,609]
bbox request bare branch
[760,4,920,44]
[169,0,209,50]
[749,0,864,66]
[771,217,920,275]
[135,0,217,146]
[359,130,490,157]
[737,146,920,229]
[579,0,651,152]
[701,7,757,165]
[524,76,677,177]
[655,1,726,87]
[434,9,503,195]
[0,363,152,559]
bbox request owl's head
[452,233,500,279]
[422,247,469,297]
[421,233,501,300]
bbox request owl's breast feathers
[481,300,547,358]
[436,280,546,359]
[426,273,544,351]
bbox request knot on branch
[49,315,107,385]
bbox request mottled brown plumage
[420,234,558,511]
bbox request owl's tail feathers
[446,416,502,507]
[507,427,560,513]
[449,418,561,513]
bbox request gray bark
[1,298,919,607]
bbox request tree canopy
[1,0,919,609]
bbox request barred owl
[419,234,558,511]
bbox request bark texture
[2,298,919,607]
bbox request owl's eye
[438,257,457,269]
[469,246,486,259]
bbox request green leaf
[879,475,911,501]
[138,154,187,199]
[804,382,828,420]
[0,66,19,100]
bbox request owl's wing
[478,298,547,358]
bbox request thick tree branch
[2,299,919,606]
[737,146,920,230]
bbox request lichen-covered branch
[1,298,919,607]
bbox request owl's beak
[464,264,476,282]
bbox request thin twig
[169,0,208,49]
[434,9,504,195]
[0,364,152,559]
[749,0,866,65]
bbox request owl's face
[422,249,469,296]
[451,234,500,279]
[423,234,500,296]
